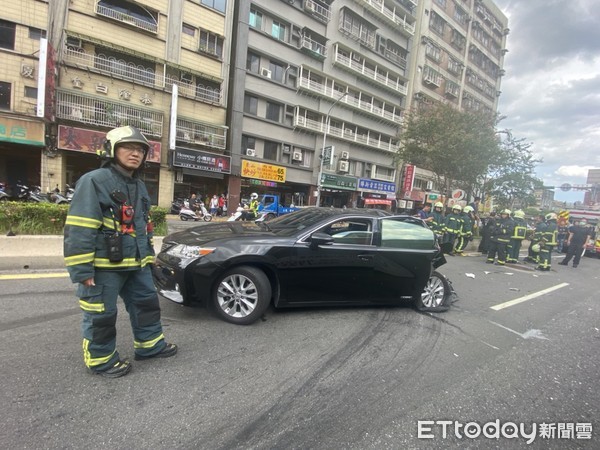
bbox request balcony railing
[176,117,227,150]
[293,114,397,153]
[56,90,163,136]
[63,45,222,105]
[304,0,332,23]
[299,36,327,59]
[95,2,158,34]
[355,0,415,36]
[297,77,402,125]
[333,51,408,96]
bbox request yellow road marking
[490,282,570,311]
[0,272,69,280]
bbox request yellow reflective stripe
[65,252,95,266]
[82,339,115,368]
[134,333,164,349]
[103,217,118,230]
[140,255,155,267]
[79,299,105,313]
[65,215,102,229]
[94,257,141,268]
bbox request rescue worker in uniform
[455,205,475,255]
[486,209,514,265]
[64,126,177,378]
[507,210,527,263]
[526,215,546,263]
[558,219,592,268]
[430,202,446,240]
[536,213,558,271]
[442,205,463,255]
[242,192,260,221]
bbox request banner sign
[241,160,286,182]
[402,164,415,193]
[0,117,44,146]
[58,125,161,163]
[321,174,357,191]
[173,147,231,173]
[358,178,396,194]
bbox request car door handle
[358,254,373,262]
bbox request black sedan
[152,208,451,325]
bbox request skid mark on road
[490,282,570,311]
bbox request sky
[493,0,600,204]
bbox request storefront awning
[364,198,392,206]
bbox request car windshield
[266,209,336,236]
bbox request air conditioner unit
[292,151,303,161]
[246,149,256,157]
[260,67,272,78]
[340,151,350,160]
[338,160,349,173]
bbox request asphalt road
[1,247,599,449]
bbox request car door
[369,217,438,303]
[277,217,377,305]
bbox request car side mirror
[310,232,334,248]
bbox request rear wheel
[212,266,271,325]
[203,214,212,222]
[414,270,450,311]
[180,215,188,221]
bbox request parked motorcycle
[48,186,70,204]
[179,200,212,222]
[65,184,75,203]
[170,198,184,215]
[28,185,50,203]
[13,183,31,201]
[0,182,10,201]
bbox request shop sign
[0,117,45,146]
[241,160,286,183]
[321,174,357,191]
[358,178,396,194]
[401,189,425,201]
[248,179,278,188]
[173,147,231,173]
[402,164,415,192]
[58,125,161,163]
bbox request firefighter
[486,209,514,265]
[507,210,527,263]
[430,202,446,239]
[64,126,177,378]
[455,205,475,255]
[536,213,558,271]
[525,215,546,263]
[442,204,463,255]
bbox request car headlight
[166,244,215,268]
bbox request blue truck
[256,194,301,220]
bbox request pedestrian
[418,203,434,224]
[478,211,496,254]
[209,194,219,215]
[536,213,558,271]
[486,209,514,265]
[218,194,226,216]
[64,126,177,378]
[507,209,527,263]
[442,204,463,255]
[558,219,592,268]
[455,205,475,255]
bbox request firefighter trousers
[77,266,166,372]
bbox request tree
[397,103,499,197]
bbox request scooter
[0,182,10,201]
[179,201,212,222]
[49,186,70,204]
[227,206,245,222]
[65,184,75,203]
[28,185,50,203]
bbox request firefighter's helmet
[501,209,511,215]
[513,210,525,219]
[531,243,541,253]
[98,126,150,161]
[452,204,462,212]
[250,193,259,200]
[463,205,474,213]
[545,213,557,221]
[434,202,444,208]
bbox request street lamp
[316,92,348,207]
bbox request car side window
[380,218,435,249]
[321,219,373,245]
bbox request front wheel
[414,270,450,311]
[179,215,188,221]
[211,266,271,325]
[203,214,212,222]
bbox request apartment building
[1,0,232,206]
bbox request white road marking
[490,282,570,311]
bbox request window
[266,101,281,121]
[0,19,16,50]
[271,21,286,41]
[242,135,256,151]
[199,30,223,58]
[263,141,278,161]
[246,52,260,73]
[434,0,446,8]
[447,57,462,75]
[182,23,195,36]
[268,61,285,82]
[381,219,435,250]
[244,94,258,115]
[249,9,263,29]
[201,0,226,13]
[429,12,445,36]
[425,42,442,63]
[24,86,38,99]
[322,219,373,246]
[0,82,11,109]
[28,27,46,40]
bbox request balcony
[56,90,164,136]
[176,117,227,150]
[354,0,415,36]
[333,50,408,96]
[95,2,158,34]
[63,45,222,105]
[304,0,332,23]
[293,114,397,153]
[299,35,327,59]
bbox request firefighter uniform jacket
[542,220,558,247]
[490,217,514,243]
[64,164,155,283]
[430,211,445,235]
[444,212,463,235]
[511,218,527,240]
[460,212,474,236]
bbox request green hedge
[0,201,167,235]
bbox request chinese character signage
[358,178,396,194]
[58,125,161,163]
[321,174,357,191]
[0,117,45,146]
[241,160,286,183]
[173,147,231,173]
[402,164,415,193]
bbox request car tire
[212,266,272,325]
[414,270,450,312]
